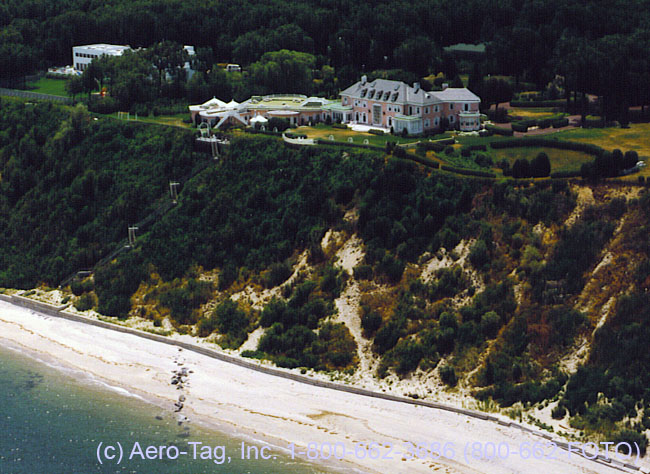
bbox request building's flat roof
[244,95,334,111]
[73,44,130,55]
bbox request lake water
[0,343,335,474]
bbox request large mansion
[338,76,480,133]
[189,76,481,133]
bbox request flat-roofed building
[73,44,130,72]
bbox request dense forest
[0,99,204,287]
[2,0,650,120]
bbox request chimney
[361,75,367,85]
[442,83,448,90]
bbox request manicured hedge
[489,137,605,157]
[537,118,552,128]
[584,117,604,128]
[552,118,569,128]
[368,128,385,135]
[315,138,384,151]
[441,165,495,178]
[485,125,514,136]
[332,123,348,129]
[550,170,582,178]
[468,144,487,151]
[417,141,446,153]
[245,127,283,136]
[407,154,440,169]
[511,122,529,133]
[435,138,456,146]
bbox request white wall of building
[72,44,130,71]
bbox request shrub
[612,430,648,456]
[552,118,569,128]
[480,311,501,338]
[267,117,290,132]
[469,240,490,267]
[444,145,455,155]
[264,261,292,288]
[550,170,581,178]
[440,165,495,178]
[474,153,493,168]
[361,311,382,335]
[511,122,528,133]
[468,144,487,151]
[511,159,531,179]
[489,138,605,157]
[71,278,93,296]
[484,125,513,136]
[439,364,458,386]
[353,264,373,280]
[461,147,471,157]
[530,152,551,177]
[368,128,384,135]
[218,264,238,290]
[241,350,266,359]
[197,315,219,337]
[393,338,424,374]
[214,298,250,348]
[416,141,445,153]
[551,404,567,419]
[331,122,347,129]
[74,292,96,311]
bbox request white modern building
[73,44,131,71]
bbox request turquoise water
[0,344,333,474]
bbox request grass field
[554,124,650,157]
[296,124,438,147]
[554,124,650,179]
[508,107,566,121]
[25,77,70,97]
[492,147,594,174]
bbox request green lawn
[296,124,443,147]
[25,77,70,97]
[441,136,595,174]
[492,147,594,174]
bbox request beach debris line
[169,348,193,438]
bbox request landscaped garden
[296,123,443,148]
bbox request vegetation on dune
[3,98,650,448]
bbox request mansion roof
[340,77,479,106]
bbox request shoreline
[0,297,639,474]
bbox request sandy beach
[0,298,641,474]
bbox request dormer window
[368,90,375,99]
[360,89,367,98]
[392,92,399,101]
